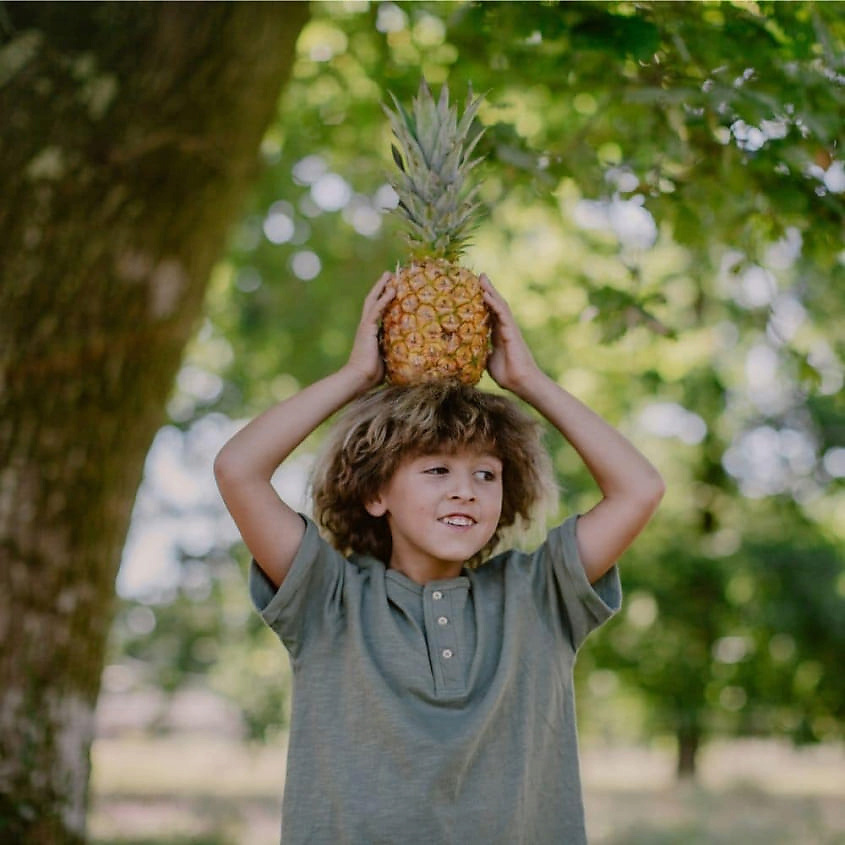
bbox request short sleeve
[541,515,622,650]
[248,515,346,661]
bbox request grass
[89,735,845,844]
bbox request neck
[388,557,464,585]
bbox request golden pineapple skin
[382,259,490,385]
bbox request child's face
[365,446,504,577]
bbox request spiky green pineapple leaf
[391,144,405,173]
[383,79,488,260]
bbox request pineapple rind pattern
[383,259,489,386]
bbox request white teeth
[441,516,474,526]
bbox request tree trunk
[676,722,701,779]
[0,2,309,839]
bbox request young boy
[214,273,664,844]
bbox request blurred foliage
[109,542,290,743]
[109,1,844,770]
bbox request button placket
[435,592,460,686]
[423,582,469,697]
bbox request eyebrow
[416,450,502,463]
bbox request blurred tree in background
[0,2,308,840]
[115,0,843,781]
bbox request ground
[89,732,844,844]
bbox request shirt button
[432,590,443,600]
[441,648,453,659]
[437,616,449,626]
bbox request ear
[365,495,387,518]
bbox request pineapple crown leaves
[383,79,487,260]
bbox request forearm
[482,275,663,579]
[215,274,394,487]
[212,274,393,587]
[214,364,371,483]
[512,365,664,581]
[512,368,664,503]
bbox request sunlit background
[89,2,843,843]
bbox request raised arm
[482,275,665,583]
[214,274,395,588]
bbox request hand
[344,272,395,389]
[481,274,539,393]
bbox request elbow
[213,445,239,490]
[643,468,666,515]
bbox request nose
[450,471,476,501]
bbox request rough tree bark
[0,2,309,839]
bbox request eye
[475,469,498,482]
[423,466,449,475]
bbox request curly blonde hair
[310,381,557,567]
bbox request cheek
[491,488,504,518]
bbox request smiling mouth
[439,515,476,527]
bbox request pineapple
[380,80,490,385]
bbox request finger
[480,274,505,303]
[373,280,396,315]
[361,275,394,320]
[479,273,502,293]
[360,282,396,335]
[365,272,392,303]
[481,283,511,322]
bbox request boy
[214,273,665,843]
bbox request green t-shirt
[250,514,621,844]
